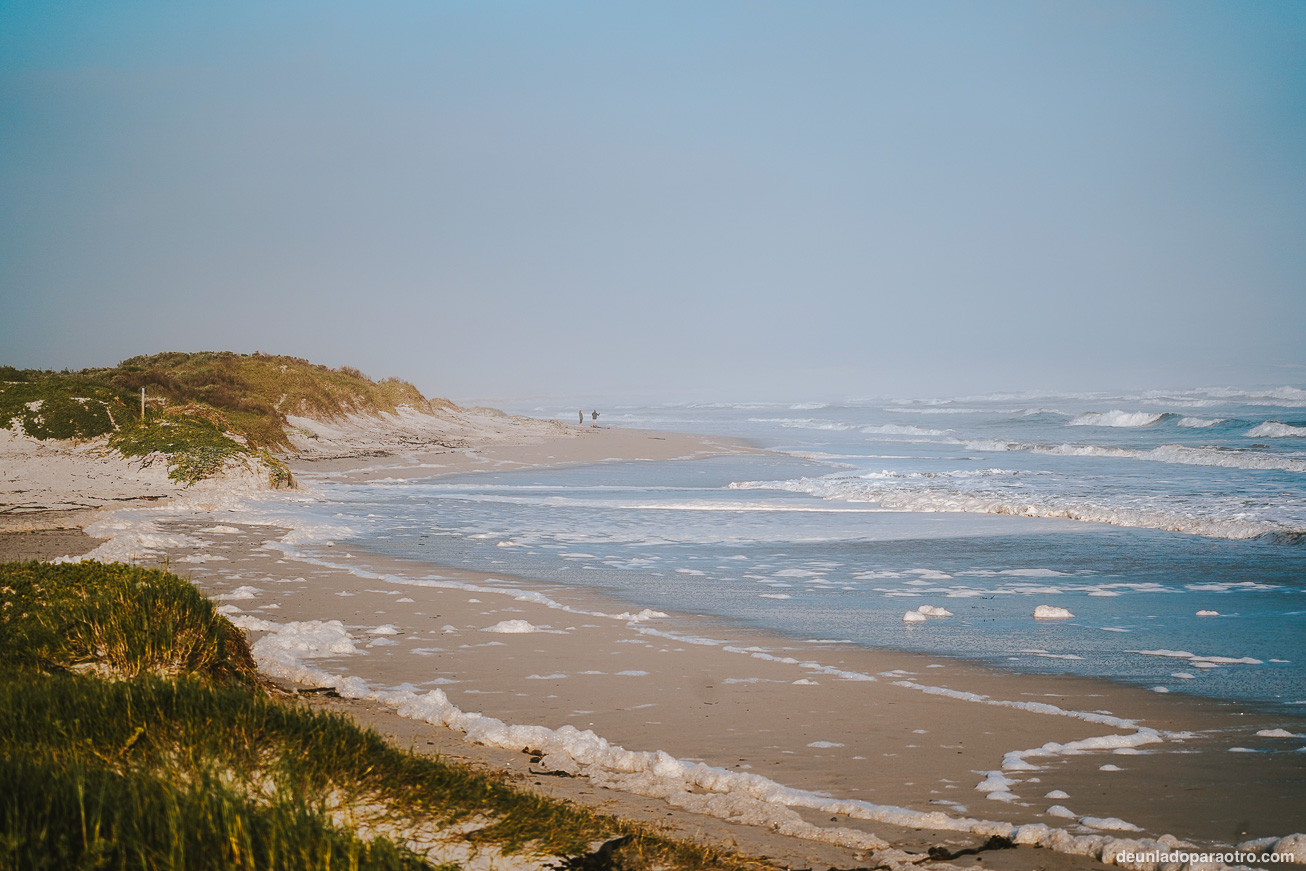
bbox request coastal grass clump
[0,561,260,685]
[0,756,436,871]
[0,561,768,870]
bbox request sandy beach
[5,418,1305,870]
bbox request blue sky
[2,1,1303,402]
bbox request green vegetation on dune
[0,562,258,685]
[0,375,130,441]
[1,350,453,486]
[108,408,263,487]
[0,676,444,871]
[0,561,766,871]
[104,351,448,450]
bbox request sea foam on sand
[241,611,1306,868]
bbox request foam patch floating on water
[1033,605,1074,619]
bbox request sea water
[294,387,1306,714]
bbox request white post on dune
[140,387,145,420]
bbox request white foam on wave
[1037,442,1306,473]
[1246,421,1306,438]
[1133,650,1263,667]
[747,417,857,431]
[1068,411,1168,428]
[859,467,1035,482]
[959,439,1306,474]
[860,424,952,437]
[1177,417,1223,428]
[729,473,1298,539]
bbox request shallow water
[294,415,1305,715]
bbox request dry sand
[4,415,1304,870]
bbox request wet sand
[11,425,1305,868]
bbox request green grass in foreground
[0,561,259,685]
[0,561,764,871]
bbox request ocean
[290,387,1306,714]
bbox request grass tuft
[0,561,260,686]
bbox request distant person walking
[579,410,584,425]
[591,410,599,427]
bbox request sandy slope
[0,426,221,512]
[282,405,575,459]
[0,404,599,515]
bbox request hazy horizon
[3,2,1304,405]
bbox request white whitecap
[1068,410,1165,428]
[1246,421,1306,438]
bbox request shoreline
[5,423,1305,868]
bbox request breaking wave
[1068,411,1170,428]
[1246,421,1306,438]
[960,441,1306,473]
[748,417,857,431]
[861,424,952,437]
[728,476,1295,540]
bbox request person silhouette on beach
[591,410,599,427]
[579,410,584,425]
